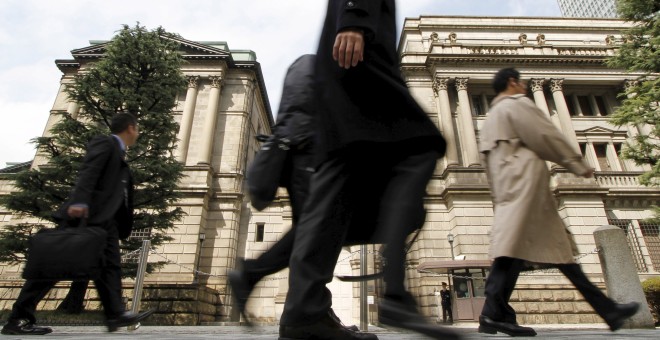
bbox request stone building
[0,36,275,325]
[1,15,659,327]
[397,15,658,325]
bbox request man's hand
[67,205,89,219]
[333,29,364,69]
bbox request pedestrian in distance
[477,67,640,337]
[228,53,361,333]
[277,1,461,339]
[1,113,153,335]
[440,282,453,324]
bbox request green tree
[607,0,660,184]
[0,23,187,312]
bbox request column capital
[529,78,545,92]
[455,77,469,91]
[549,78,564,93]
[209,75,223,88]
[432,76,450,95]
[186,76,199,88]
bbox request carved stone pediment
[70,36,232,60]
[580,126,628,138]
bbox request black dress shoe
[228,269,255,326]
[478,315,537,337]
[1,319,52,335]
[605,302,640,331]
[328,307,361,332]
[107,310,154,332]
[279,312,378,340]
[378,297,462,340]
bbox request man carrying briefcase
[2,113,153,335]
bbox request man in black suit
[277,1,460,339]
[229,54,364,334]
[2,113,153,335]
[440,282,452,324]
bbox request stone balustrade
[595,171,644,188]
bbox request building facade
[0,36,275,325]
[1,15,659,327]
[558,0,618,18]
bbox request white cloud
[0,0,562,167]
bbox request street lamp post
[193,233,206,285]
[447,233,455,260]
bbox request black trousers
[481,257,617,324]
[280,149,438,326]
[242,148,313,283]
[442,304,453,322]
[9,222,125,323]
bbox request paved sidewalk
[4,324,656,339]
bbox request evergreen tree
[606,0,660,221]
[0,23,187,312]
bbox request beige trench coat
[479,94,590,264]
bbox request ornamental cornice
[426,56,608,65]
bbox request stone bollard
[593,225,654,328]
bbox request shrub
[641,276,660,326]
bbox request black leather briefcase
[22,220,107,281]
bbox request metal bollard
[128,240,151,331]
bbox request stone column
[571,94,583,116]
[606,142,623,171]
[549,79,581,154]
[67,101,80,120]
[198,75,223,165]
[176,76,199,163]
[623,80,652,136]
[585,142,600,171]
[454,78,480,167]
[589,95,602,116]
[433,76,458,167]
[530,78,550,117]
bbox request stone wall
[0,282,222,326]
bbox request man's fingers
[333,30,364,69]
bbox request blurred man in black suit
[2,113,153,335]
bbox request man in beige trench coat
[477,67,640,337]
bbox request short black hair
[110,112,137,134]
[492,67,520,94]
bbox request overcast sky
[0,0,562,167]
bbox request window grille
[608,219,647,272]
[121,227,152,264]
[638,222,660,271]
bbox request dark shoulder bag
[22,218,107,281]
[247,135,291,211]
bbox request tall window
[471,95,485,116]
[594,144,611,171]
[594,96,608,115]
[255,223,265,242]
[577,96,594,116]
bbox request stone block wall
[0,282,222,326]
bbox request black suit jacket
[313,0,446,166]
[54,135,134,239]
